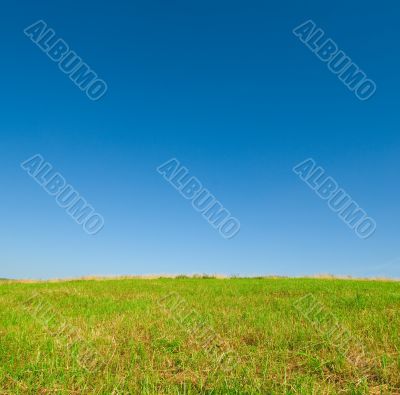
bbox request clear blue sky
[1,0,399,279]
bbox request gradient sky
[1,0,399,279]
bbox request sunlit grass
[0,278,399,393]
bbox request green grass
[0,278,399,394]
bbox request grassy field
[0,277,399,394]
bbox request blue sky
[1,0,399,279]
